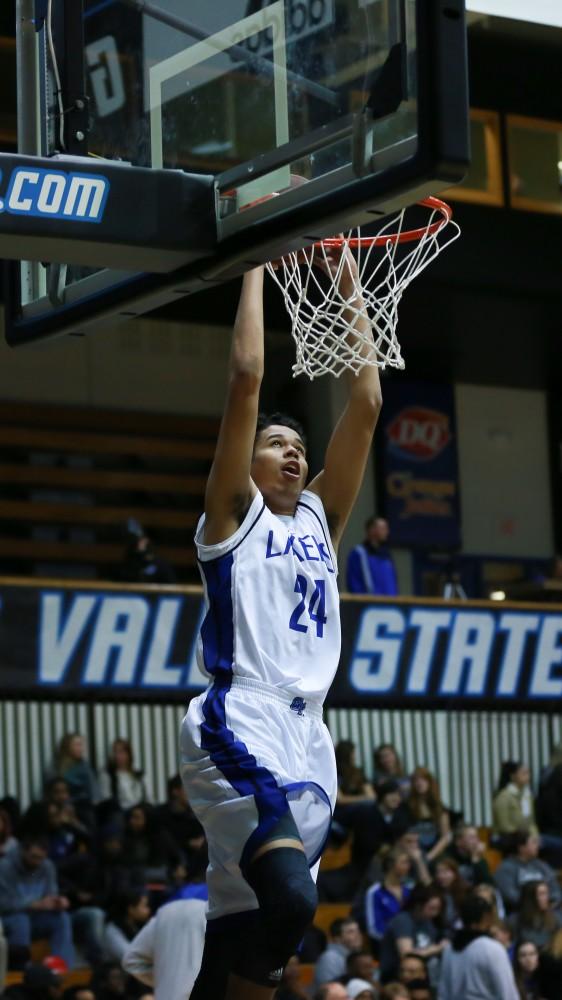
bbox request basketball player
[181,248,382,1000]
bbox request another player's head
[252,411,308,502]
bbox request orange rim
[319,197,453,248]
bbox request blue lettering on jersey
[265,530,334,572]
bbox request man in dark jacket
[346,517,398,595]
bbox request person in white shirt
[438,892,519,1000]
[122,898,207,1000]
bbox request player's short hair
[459,891,493,926]
[254,412,307,450]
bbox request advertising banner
[1,582,561,712]
[381,382,461,548]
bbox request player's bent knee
[234,845,318,985]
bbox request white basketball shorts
[180,673,337,922]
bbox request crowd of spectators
[0,733,207,999]
[1,732,562,1000]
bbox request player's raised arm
[307,246,382,548]
[203,267,264,545]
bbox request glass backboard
[3,0,469,344]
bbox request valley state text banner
[0,581,561,711]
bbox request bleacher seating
[0,400,219,582]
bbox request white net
[266,198,461,380]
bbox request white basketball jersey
[194,489,341,704]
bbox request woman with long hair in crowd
[335,740,375,803]
[407,767,451,862]
[513,940,541,1000]
[538,927,562,1000]
[102,888,151,963]
[99,738,150,819]
[432,856,468,936]
[122,803,182,884]
[333,739,379,873]
[50,732,99,827]
[373,744,410,797]
[508,879,562,949]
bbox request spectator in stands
[432,857,468,935]
[103,889,151,963]
[0,834,75,968]
[380,986,409,1000]
[333,741,380,872]
[313,985,350,1000]
[365,847,412,943]
[407,767,452,862]
[81,822,139,909]
[341,951,378,989]
[350,828,427,934]
[398,953,426,985]
[0,808,17,858]
[122,805,182,884]
[90,960,140,999]
[407,981,432,1000]
[537,927,562,1000]
[535,763,562,866]
[345,980,377,999]
[437,891,519,1000]
[538,741,562,790]
[45,779,76,814]
[492,762,538,849]
[165,846,208,904]
[122,897,207,1000]
[62,988,96,1000]
[494,829,561,913]
[489,918,515,961]
[446,822,493,886]
[507,879,562,949]
[48,734,99,828]
[99,739,150,822]
[379,883,446,984]
[372,782,413,845]
[335,742,376,804]
[512,940,541,1000]
[3,962,63,999]
[372,746,409,798]
[271,955,311,999]
[120,520,176,585]
[313,917,363,989]
[156,775,205,869]
[346,516,398,596]
[46,802,90,863]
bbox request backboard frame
[2,0,470,347]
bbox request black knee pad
[233,846,318,986]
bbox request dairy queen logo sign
[387,407,451,461]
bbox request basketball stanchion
[266,197,461,380]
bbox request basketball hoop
[266,197,460,380]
